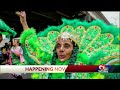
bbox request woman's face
[13,39,18,46]
[56,38,73,62]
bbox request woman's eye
[56,45,60,48]
[65,44,70,48]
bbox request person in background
[11,38,25,65]
[0,34,10,64]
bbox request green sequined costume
[20,18,120,79]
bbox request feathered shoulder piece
[0,19,17,37]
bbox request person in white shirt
[0,34,10,48]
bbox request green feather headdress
[36,18,120,64]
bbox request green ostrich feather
[37,26,61,37]
[77,53,89,64]
[0,19,17,37]
[61,18,90,29]
[20,28,36,44]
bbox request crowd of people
[0,34,25,65]
[0,11,120,79]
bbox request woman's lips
[58,55,66,59]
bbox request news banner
[0,65,120,73]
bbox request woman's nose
[60,49,64,52]
[60,46,64,52]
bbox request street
[0,73,32,79]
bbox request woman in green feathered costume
[16,11,120,79]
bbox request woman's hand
[16,11,26,24]
[16,11,29,30]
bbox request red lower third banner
[65,65,99,72]
[65,65,120,73]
